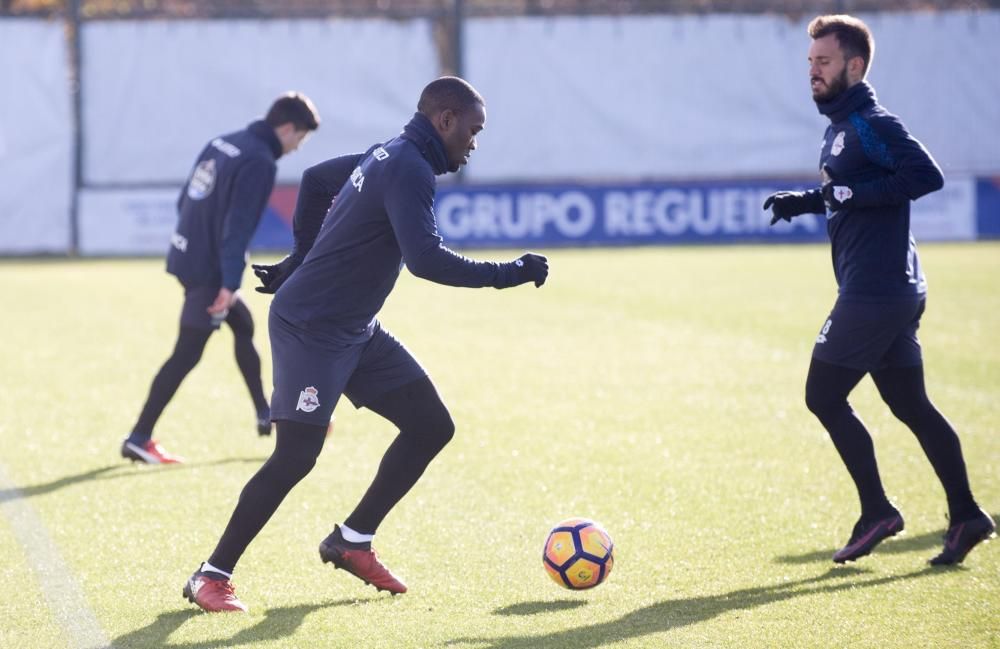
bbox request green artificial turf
[2,242,997,648]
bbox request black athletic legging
[208,376,454,574]
[804,357,976,521]
[132,299,268,437]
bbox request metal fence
[3,0,997,18]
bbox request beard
[812,67,850,103]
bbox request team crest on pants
[296,386,320,412]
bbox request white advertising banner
[81,18,438,185]
[465,14,821,181]
[78,188,177,255]
[464,12,1000,182]
[866,12,1000,178]
[0,20,73,253]
[909,176,976,242]
[78,176,977,257]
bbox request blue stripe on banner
[433,180,827,248]
[976,177,1000,239]
[251,206,294,250]
[247,178,841,252]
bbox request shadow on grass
[112,597,370,648]
[493,600,588,616]
[448,566,938,649]
[774,513,999,565]
[0,457,267,502]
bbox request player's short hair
[808,14,875,76]
[265,92,320,132]
[417,77,485,117]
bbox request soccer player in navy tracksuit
[182,77,549,612]
[764,15,994,566]
[121,93,320,465]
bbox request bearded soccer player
[764,15,994,566]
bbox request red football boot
[183,571,248,613]
[319,525,407,595]
[121,438,184,464]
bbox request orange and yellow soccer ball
[542,518,615,590]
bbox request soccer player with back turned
[764,15,994,565]
[183,77,549,612]
[121,93,319,464]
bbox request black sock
[343,378,455,534]
[806,358,894,519]
[131,326,211,439]
[872,365,978,521]
[207,420,326,573]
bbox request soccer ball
[543,518,614,590]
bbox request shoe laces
[357,549,381,568]
[208,578,237,597]
[361,550,393,576]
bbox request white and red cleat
[319,525,407,595]
[183,571,248,613]
[120,438,184,464]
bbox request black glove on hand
[252,254,302,294]
[821,164,854,212]
[511,252,549,288]
[763,190,823,225]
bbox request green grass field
[2,243,998,648]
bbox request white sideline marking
[0,461,111,649]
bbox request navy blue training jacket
[167,120,282,291]
[804,81,943,300]
[273,112,523,343]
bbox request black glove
[510,252,549,288]
[763,190,823,225]
[821,164,854,212]
[252,254,302,294]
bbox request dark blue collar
[401,113,450,175]
[815,81,877,123]
[248,120,283,159]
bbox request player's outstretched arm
[386,160,549,289]
[402,236,550,289]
